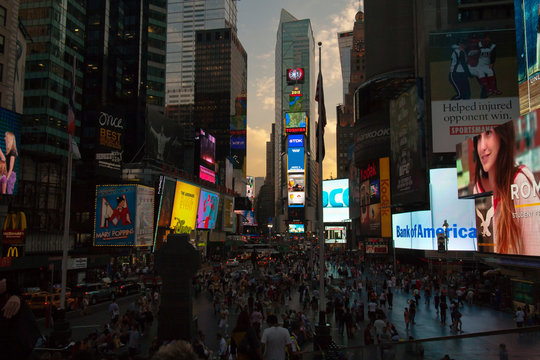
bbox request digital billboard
[288,191,305,207]
[199,129,215,168]
[514,0,540,113]
[147,105,183,168]
[289,89,303,112]
[223,196,234,232]
[95,108,124,177]
[95,185,136,246]
[285,112,307,133]
[288,173,305,192]
[456,110,540,256]
[429,29,520,152]
[289,223,305,233]
[235,210,256,226]
[200,166,216,183]
[135,185,155,246]
[288,147,305,173]
[357,158,391,237]
[287,68,305,85]
[170,180,201,234]
[325,225,346,244]
[0,108,21,195]
[288,134,304,148]
[231,136,246,149]
[323,179,350,223]
[197,189,219,229]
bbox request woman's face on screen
[477,129,500,174]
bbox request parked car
[27,292,76,313]
[73,283,114,305]
[111,280,141,297]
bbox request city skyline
[237,0,361,180]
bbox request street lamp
[442,219,449,278]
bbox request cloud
[255,75,275,111]
[247,125,271,177]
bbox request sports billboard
[456,110,540,256]
[197,189,219,229]
[95,185,136,246]
[285,112,307,134]
[288,147,305,173]
[170,180,201,234]
[325,225,346,244]
[323,179,350,223]
[514,0,540,113]
[0,108,21,195]
[289,223,305,233]
[429,29,519,152]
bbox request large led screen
[135,185,155,247]
[235,210,257,226]
[288,173,305,192]
[323,179,350,223]
[285,112,307,133]
[430,168,477,251]
[358,158,391,237]
[289,223,305,233]
[392,210,435,250]
[222,197,234,232]
[170,181,201,234]
[288,134,304,147]
[429,29,519,152]
[288,147,305,173]
[288,191,305,207]
[197,189,219,229]
[199,129,215,168]
[0,108,21,195]
[456,110,540,256]
[95,185,136,246]
[325,225,346,244]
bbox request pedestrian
[127,324,140,358]
[515,307,525,327]
[261,314,292,360]
[217,332,228,360]
[219,302,230,335]
[499,343,508,360]
[404,307,411,331]
[230,310,262,360]
[409,300,416,324]
[109,299,120,323]
[440,300,448,324]
[387,289,393,310]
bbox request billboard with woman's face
[456,109,540,256]
[0,108,20,196]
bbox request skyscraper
[274,9,316,234]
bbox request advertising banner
[146,105,183,168]
[323,179,350,223]
[285,112,307,134]
[223,196,234,232]
[380,157,391,237]
[325,225,346,244]
[358,159,390,237]
[288,191,305,207]
[289,223,305,233]
[288,173,305,192]
[389,84,427,205]
[514,0,540,113]
[95,185,136,246]
[288,147,305,173]
[429,29,519,152]
[231,95,247,177]
[199,128,215,170]
[157,178,176,228]
[95,108,124,177]
[288,134,304,148]
[135,185,154,247]
[2,211,26,245]
[0,108,21,195]
[366,244,388,254]
[199,166,216,183]
[455,110,540,256]
[197,189,219,229]
[170,181,201,234]
[235,210,256,226]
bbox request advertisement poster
[0,108,21,196]
[235,210,256,226]
[357,158,390,237]
[95,185,136,246]
[514,0,540,113]
[429,29,519,152]
[223,197,234,232]
[455,110,540,256]
[389,84,427,205]
[289,223,305,233]
[170,181,201,234]
[147,105,183,168]
[288,173,305,192]
[231,94,247,177]
[288,191,305,207]
[157,178,176,228]
[323,179,350,223]
[135,185,154,246]
[197,189,219,229]
[285,112,307,133]
[288,147,305,172]
[95,107,124,177]
[325,225,346,244]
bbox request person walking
[515,307,525,328]
[440,300,448,324]
[231,310,262,360]
[387,289,393,310]
[404,307,411,331]
[434,292,440,316]
[261,314,292,360]
[499,343,508,360]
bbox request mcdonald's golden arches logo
[6,246,19,257]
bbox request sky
[236,0,362,180]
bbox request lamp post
[442,219,449,279]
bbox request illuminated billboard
[287,68,305,85]
[325,225,346,244]
[456,110,540,256]
[197,189,219,229]
[170,181,201,234]
[514,0,540,114]
[94,185,153,246]
[200,166,216,183]
[199,129,215,168]
[288,191,305,207]
[289,223,305,233]
[287,147,305,173]
[235,210,256,226]
[288,134,304,148]
[0,108,21,195]
[429,29,519,152]
[223,196,234,232]
[357,158,391,237]
[285,112,307,134]
[288,173,305,192]
[323,179,350,223]
[95,108,124,177]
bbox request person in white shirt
[261,314,292,360]
[515,307,525,327]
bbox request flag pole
[60,57,76,309]
[317,41,325,324]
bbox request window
[0,63,3,82]
[0,35,4,54]
[0,6,5,27]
